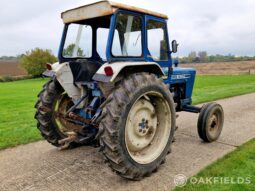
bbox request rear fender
[93,62,165,83]
[47,62,81,101]
[42,70,55,78]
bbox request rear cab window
[111,13,142,57]
[63,24,92,58]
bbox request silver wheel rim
[53,93,77,136]
[125,91,172,164]
[207,110,222,139]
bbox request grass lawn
[192,74,255,104]
[0,74,255,149]
[0,78,48,149]
[174,139,255,191]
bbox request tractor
[35,0,224,180]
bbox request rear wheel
[197,102,224,142]
[99,73,176,180]
[34,79,79,148]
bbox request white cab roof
[61,0,168,24]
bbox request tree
[198,51,208,62]
[188,51,197,63]
[20,48,57,77]
[63,44,84,57]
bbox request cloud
[166,0,255,56]
[0,0,255,56]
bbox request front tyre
[197,102,224,142]
[99,73,176,180]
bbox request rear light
[46,63,52,70]
[104,66,114,76]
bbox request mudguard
[44,62,81,101]
[42,70,55,78]
[93,61,165,83]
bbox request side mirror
[171,40,178,53]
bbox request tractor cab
[59,1,176,78]
[59,0,172,65]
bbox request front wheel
[197,102,224,142]
[99,73,176,180]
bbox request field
[0,60,255,77]
[192,75,255,104]
[0,75,255,149]
[0,79,46,149]
[0,60,27,76]
[181,60,255,75]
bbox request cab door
[145,16,172,79]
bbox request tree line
[0,55,23,60]
[176,51,255,64]
[1,48,255,77]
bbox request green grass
[192,75,255,104]
[174,139,255,191]
[0,78,47,149]
[0,74,255,149]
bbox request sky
[0,0,255,57]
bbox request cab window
[147,20,168,61]
[63,24,92,58]
[111,13,142,57]
[97,28,109,60]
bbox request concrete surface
[0,93,255,191]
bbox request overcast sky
[0,0,255,57]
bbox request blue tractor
[35,1,224,180]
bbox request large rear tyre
[99,73,176,180]
[34,79,78,148]
[197,102,224,142]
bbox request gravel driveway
[0,93,254,191]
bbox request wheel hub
[53,93,82,136]
[209,114,218,132]
[137,118,150,136]
[125,92,172,164]
[126,99,157,151]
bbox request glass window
[97,28,109,60]
[111,13,142,57]
[147,20,168,61]
[63,24,92,58]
